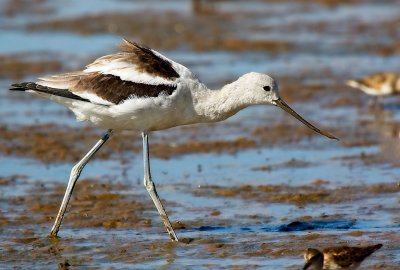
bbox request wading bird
[10,39,337,241]
[346,72,400,108]
[303,244,382,270]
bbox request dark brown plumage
[10,73,177,105]
[324,244,382,267]
[10,39,180,105]
[303,244,382,270]
[119,39,180,80]
[73,73,177,104]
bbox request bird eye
[263,86,271,91]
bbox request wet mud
[193,182,399,206]
[0,54,63,80]
[26,11,294,53]
[1,175,398,269]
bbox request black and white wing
[10,39,193,105]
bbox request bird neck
[193,81,250,123]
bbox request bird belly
[106,95,196,131]
[359,85,390,96]
[34,90,198,131]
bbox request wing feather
[84,39,181,86]
[12,39,188,105]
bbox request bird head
[239,72,338,140]
[303,248,324,270]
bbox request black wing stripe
[9,82,90,102]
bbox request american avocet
[10,39,337,241]
[303,244,382,270]
[346,72,400,107]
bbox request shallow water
[1,0,400,269]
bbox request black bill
[273,98,338,140]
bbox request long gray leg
[49,129,114,236]
[377,96,383,109]
[142,132,178,241]
[368,97,375,108]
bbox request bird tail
[365,244,383,254]
[9,82,90,102]
[9,82,32,91]
[345,79,360,88]
[356,244,382,261]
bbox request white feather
[84,57,178,86]
[76,92,114,106]
[37,80,74,90]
